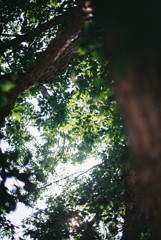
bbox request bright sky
[4,155,99,239]
[1,96,101,239]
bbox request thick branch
[0,7,87,125]
[0,10,74,54]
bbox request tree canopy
[1,0,161,239]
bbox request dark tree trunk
[122,169,146,240]
[114,55,161,238]
[94,0,161,238]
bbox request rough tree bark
[0,11,70,54]
[122,168,146,240]
[0,2,91,126]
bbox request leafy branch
[38,163,100,190]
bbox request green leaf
[0,81,15,92]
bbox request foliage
[23,153,125,240]
[0,0,152,240]
[19,58,127,238]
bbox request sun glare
[70,218,80,227]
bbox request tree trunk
[114,53,161,238]
[97,1,161,236]
[122,169,145,240]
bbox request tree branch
[0,10,75,54]
[38,163,100,190]
[0,6,88,125]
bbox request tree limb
[0,10,75,54]
[0,5,90,125]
